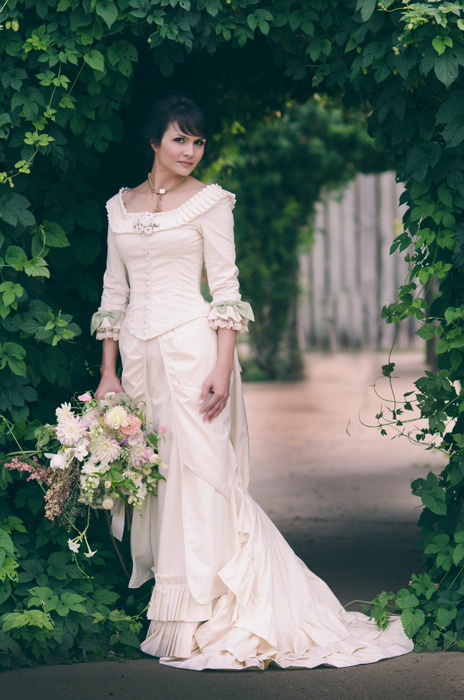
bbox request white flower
[94,435,121,465]
[84,550,97,558]
[102,497,115,509]
[81,461,101,475]
[74,443,89,461]
[104,406,129,430]
[104,480,111,489]
[80,410,99,430]
[68,538,80,553]
[56,415,86,446]
[128,431,144,447]
[129,443,147,468]
[56,402,73,421]
[45,452,67,470]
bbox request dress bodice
[91,184,254,341]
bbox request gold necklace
[147,173,190,213]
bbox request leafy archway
[1,0,464,663]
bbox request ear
[150,139,158,153]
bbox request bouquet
[3,391,166,560]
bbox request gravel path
[2,351,462,699]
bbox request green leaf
[96,1,118,28]
[438,184,453,207]
[436,606,457,628]
[434,52,459,88]
[5,246,28,271]
[435,90,464,148]
[24,256,50,278]
[452,543,464,565]
[43,221,70,248]
[0,342,27,376]
[401,607,425,637]
[356,0,376,22]
[0,193,35,226]
[432,36,447,56]
[84,50,105,73]
[0,530,16,558]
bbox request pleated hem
[142,573,216,659]
[141,620,200,659]
[147,573,215,622]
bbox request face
[152,121,206,177]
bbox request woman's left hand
[198,365,232,422]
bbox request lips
[179,161,193,166]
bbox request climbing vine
[1,0,464,665]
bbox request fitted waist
[122,298,212,341]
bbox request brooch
[134,215,160,233]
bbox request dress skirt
[114,316,414,671]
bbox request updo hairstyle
[140,92,210,149]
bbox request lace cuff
[90,309,124,341]
[207,299,255,334]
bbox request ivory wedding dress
[91,184,414,670]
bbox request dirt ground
[2,351,463,700]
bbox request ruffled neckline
[106,183,236,233]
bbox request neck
[149,165,187,191]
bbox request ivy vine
[1,0,464,665]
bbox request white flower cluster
[134,215,160,234]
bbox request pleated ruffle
[146,573,214,622]
[106,184,236,233]
[140,573,215,659]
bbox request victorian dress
[91,184,414,670]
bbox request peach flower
[78,392,92,402]
[119,414,142,437]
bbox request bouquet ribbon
[110,499,126,541]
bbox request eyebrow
[174,132,206,139]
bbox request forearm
[100,338,119,377]
[216,327,237,372]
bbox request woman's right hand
[95,373,125,400]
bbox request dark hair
[140,92,209,147]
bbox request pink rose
[119,414,142,436]
[78,393,92,402]
[158,425,167,434]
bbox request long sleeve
[90,224,130,340]
[200,197,254,334]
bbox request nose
[183,142,194,157]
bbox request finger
[199,390,215,413]
[198,383,213,406]
[203,398,228,422]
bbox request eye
[195,140,205,146]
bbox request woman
[92,93,414,670]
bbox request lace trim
[106,183,236,234]
[96,327,121,341]
[207,300,254,335]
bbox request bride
[92,92,414,670]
